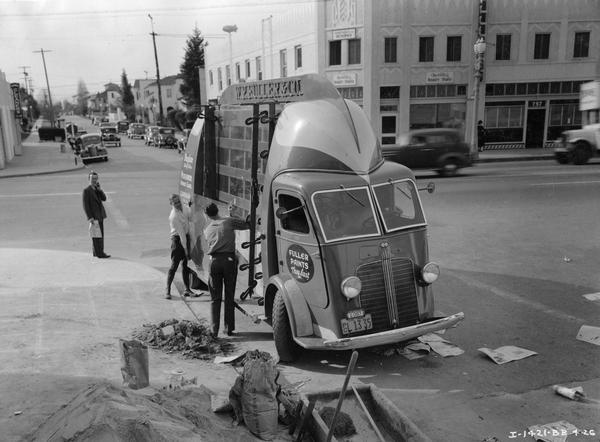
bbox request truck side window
[278,194,309,234]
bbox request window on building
[217,68,222,91]
[549,101,581,126]
[446,36,461,62]
[485,105,524,128]
[209,70,214,85]
[295,45,302,69]
[235,63,240,81]
[419,36,434,62]
[166,88,172,98]
[280,49,287,77]
[409,103,466,132]
[380,86,400,99]
[534,33,550,59]
[348,39,361,64]
[496,34,511,60]
[574,32,590,58]
[381,115,397,144]
[384,37,397,63]
[329,40,342,65]
[245,59,251,78]
[256,56,262,80]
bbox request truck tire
[573,141,591,165]
[272,291,302,362]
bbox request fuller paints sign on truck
[180,74,464,361]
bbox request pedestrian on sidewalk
[82,171,110,258]
[166,194,193,300]
[204,202,249,337]
[477,120,486,152]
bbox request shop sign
[580,81,600,111]
[332,72,357,86]
[528,100,546,108]
[10,83,22,118]
[426,72,454,84]
[332,28,356,40]
[178,118,205,206]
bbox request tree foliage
[75,79,88,116]
[179,26,205,108]
[120,70,135,121]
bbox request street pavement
[2,135,597,441]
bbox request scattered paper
[582,292,600,302]
[478,346,537,364]
[418,333,446,343]
[576,325,600,346]
[214,353,245,364]
[428,340,465,357]
[397,342,430,360]
[527,420,578,442]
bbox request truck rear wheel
[272,291,302,362]
[573,142,591,165]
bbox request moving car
[144,126,160,146]
[153,127,177,149]
[382,128,476,176]
[76,133,108,164]
[100,126,121,147]
[116,121,129,135]
[127,123,146,139]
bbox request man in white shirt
[166,194,192,300]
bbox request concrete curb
[0,163,85,179]
[478,155,554,163]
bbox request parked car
[153,127,178,148]
[144,126,160,146]
[76,133,108,163]
[127,123,146,139]
[100,126,121,147]
[382,128,477,176]
[116,121,129,135]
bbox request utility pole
[19,66,32,124]
[148,14,164,125]
[19,66,31,94]
[33,48,55,127]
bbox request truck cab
[179,75,463,361]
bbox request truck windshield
[372,179,426,232]
[312,186,380,242]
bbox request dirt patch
[132,318,234,360]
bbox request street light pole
[33,48,55,127]
[222,24,237,85]
[471,38,486,154]
[148,14,164,125]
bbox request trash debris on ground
[397,341,431,360]
[576,325,600,346]
[369,332,463,358]
[13,411,22,416]
[418,333,464,357]
[119,339,149,389]
[165,369,197,390]
[131,318,234,359]
[552,385,585,401]
[478,346,537,364]
[563,256,572,263]
[211,392,233,413]
[527,420,578,442]
[214,352,246,364]
[582,292,600,302]
[318,406,357,438]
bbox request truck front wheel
[573,142,591,165]
[272,291,302,362]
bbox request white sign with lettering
[332,28,356,40]
[332,72,357,86]
[580,81,600,111]
[426,72,454,84]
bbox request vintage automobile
[153,127,178,149]
[76,133,108,164]
[100,126,121,147]
[144,126,160,146]
[127,123,146,139]
[116,121,129,135]
[382,128,477,176]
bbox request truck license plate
[341,314,373,334]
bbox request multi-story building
[204,0,599,149]
[133,75,185,124]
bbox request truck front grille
[356,258,420,333]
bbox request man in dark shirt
[477,120,486,152]
[82,171,110,258]
[204,202,249,337]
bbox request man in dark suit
[82,171,110,258]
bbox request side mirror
[418,182,435,194]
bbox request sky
[0,0,297,103]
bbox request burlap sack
[119,339,149,389]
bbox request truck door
[274,190,328,309]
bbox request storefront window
[409,103,465,134]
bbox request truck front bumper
[297,312,465,350]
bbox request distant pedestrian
[166,194,193,300]
[204,202,249,337]
[477,120,486,152]
[82,171,110,258]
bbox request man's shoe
[190,291,204,298]
[99,254,111,259]
[226,330,236,336]
[165,293,172,300]
[183,289,192,297]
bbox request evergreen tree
[75,79,88,116]
[120,70,135,121]
[179,26,205,108]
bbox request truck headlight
[341,276,361,299]
[421,262,440,284]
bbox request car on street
[127,123,146,139]
[153,127,178,148]
[76,133,108,164]
[116,121,129,135]
[144,126,160,146]
[382,128,477,176]
[100,126,121,147]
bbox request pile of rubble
[132,318,233,360]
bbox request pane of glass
[549,104,563,126]
[550,82,561,94]
[329,40,341,65]
[498,107,510,127]
[410,104,436,127]
[505,83,515,95]
[516,83,527,95]
[527,83,538,95]
[313,187,379,242]
[382,116,396,134]
[230,149,244,168]
[348,39,361,64]
[278,194,309,234]
[373,180,425,232]
[485,107,499,128]
[508,107,523,127]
